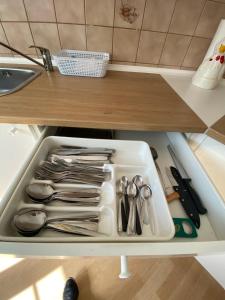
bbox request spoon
[121,176,129,218]
[117,180,127,232]
[127,182,141,235]
[132,175,144,213]
[140,185,154,234]
[13,208,105,237]
[26,183,100,204]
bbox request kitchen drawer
[0,124,42,212]
[0,132,225,257]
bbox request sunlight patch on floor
[36,266,66,300]
[10,286,36,300]
[0,255,24,273]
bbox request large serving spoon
[26,183,101,204]
[13,208,105,237]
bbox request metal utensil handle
[127,199,134,235]
[118,197,123,232]
[51,195,100,202]
[54,191,100,198]
[46,222,105,237]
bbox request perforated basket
[53,50,110,77]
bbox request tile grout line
[158,0,178,65]
[52,0,62,50]
[111,0,116,60]
[22,0,38,57]
[0,21,13,55]
[134,0,147,63]
[180,0,208,68]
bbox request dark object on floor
[56,127,114,139]
[63,277,79,300]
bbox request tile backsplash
[0,0,224,70]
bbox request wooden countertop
[207,116,225,145]
[0,69,206,132]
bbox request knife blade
[166,166,200,229]
[167,145,207,215]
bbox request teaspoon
[140,185,154,233]
[127,182,140,235]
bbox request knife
[166,166,200,229]
[167,145,207,215]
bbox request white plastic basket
[53,50,110,77]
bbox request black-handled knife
[169,167,200,229]
[183,179,207,215]
[167,145,207,215]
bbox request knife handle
[183,179,207,215]
[124,194,130,220]
[121,201,127,232]
[174,186,200,229]
[166,191,180,202]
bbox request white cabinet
[0,131,225,257]
[0,124,46,214]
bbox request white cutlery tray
[0,136,175,242]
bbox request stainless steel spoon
[140,185,154,233]
[127,182,138,235]
[117,180,127,232]
[26,182,100,205]
[132,175,144,215]
[13,208,105,237]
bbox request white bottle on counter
[192,39,225,89]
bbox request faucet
[0,41,54,72]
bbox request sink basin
[0,67,41,96]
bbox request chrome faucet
[0,41,54,72]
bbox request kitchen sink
[0,67,41,96]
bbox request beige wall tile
[111,61,136,65]
[160,34,191,66]
[113,28,139,62]
[30,23,61,54]
[143,0,176,32]
[2,22,35,55]
[24,0,55,22]
[85,0,114,26]
[0,0,27,21]
[58,24,86,50]
[0,24,11,54]
[158,64,181,69]
[169,0,205,35]
[54,0,85,24]
[195,1,225,38]
[182,37,211,68]
[87,26,112,53]
[136,31,166,64]
[114,0,146,29]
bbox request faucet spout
[0,41,54,72]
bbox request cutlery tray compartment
[0,136,174,242]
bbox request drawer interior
[1,131,225,250]
[115,131,225,244]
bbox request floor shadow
[0,258,62,300]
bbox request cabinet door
[0,124,40,213]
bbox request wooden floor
[0,256,224,300]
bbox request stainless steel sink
[0,67,41,96]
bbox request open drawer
[0,132,225,257]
